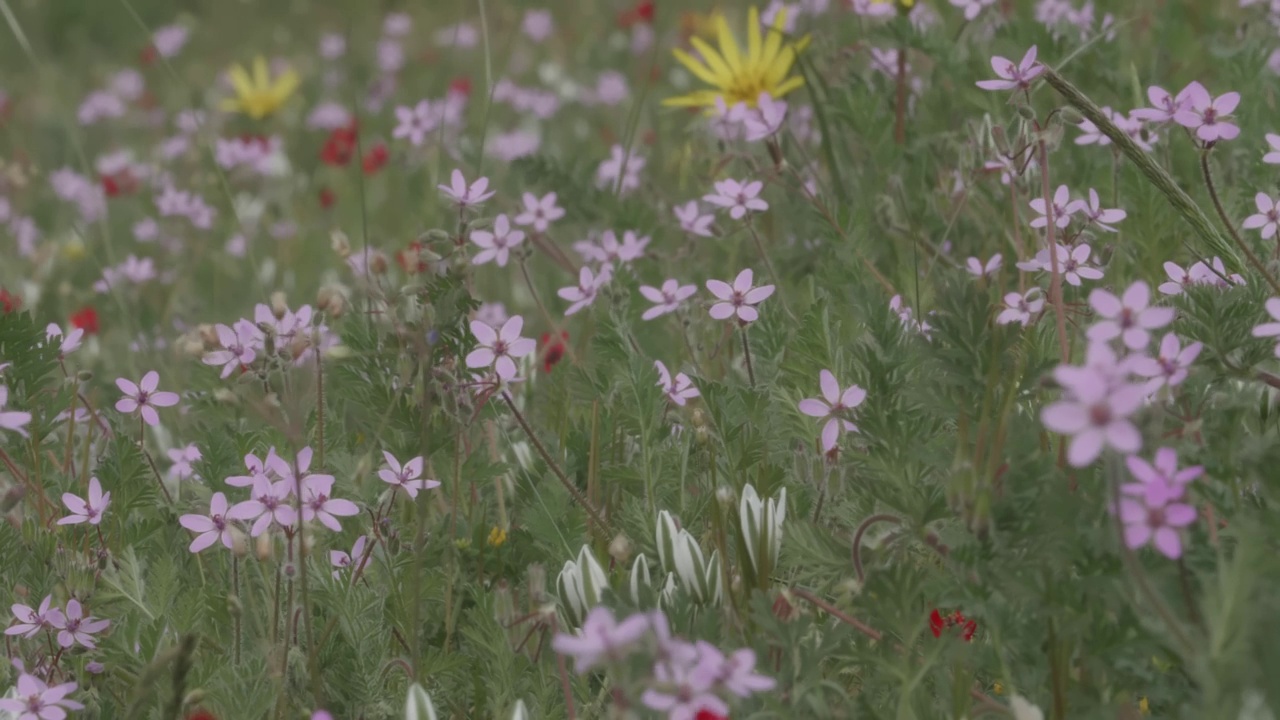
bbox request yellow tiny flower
[61,238,86,262]
[1139,697,1150,715]
[992,682,1004,696]
[665,6,811,111]
[220,56,299,120]
[487,526,508,548]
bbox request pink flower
[45,324,84,357]
[950,0,996,21]
[639,279,697,320]
[996,289,1044,326]
[1087,281,1175,350]
[1041,364,1145,467]
[1264,133,1280,165]
[1132,333,1202,392]
[1123,447,1203,507]
[558,265,613,316]
[52,599,110,649]
[965,254,1002,278]
[58,477,110,526]
[706,269,775,323]
[642,645,730,720]
[1131,84,1195,124]
[1070,189,1126,232]
[513,192,565,233]
[655,360,700,406]
[1252,297,1280,357]
[522,9,554,42]
[1029,184,1074,229]
[743,93,787,142]
[703,179,768,220]
[471,214,525,267]
[301,476,360,532]
[688,641,776,698]
[378,452,440,498]
[1117,494,1197,559]
[393,101,440,146]
[1172,82,1240,143]
[798,369,866,452]
[0,673,83,719]
[0,386,32,438]
[115,371,180,426]
[1074,108,1116,146]
[331,535,369,579]
[1057,244,1106,286]
[975,46,1044,91]
[438,168,496,208]
[674,200,715,237]
[203,321,262,378]
[466,316,537,380]
[6,596,65,639]
[551,606,650,673]
[228,475,297,536]
[596,145,645,194]
[179,492,236,553]
[1243,192,1280,239]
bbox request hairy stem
[851,514,903,583]
[740,327,756,388]
[1035,136,1071,364]
[1199,151,1280,294]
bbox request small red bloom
[539,331,569,373]
[362,143,388,175]
[694,710,727,720]
[70,307,100,335]
[185,711,218,720]
[619,0,654,28]
[101,170,139,198]
[930,608,977,642]
[397,241,430,275]
[0,288,21,314]
[139,44,158,66]
[929,609,946,638]
[321,121,359,167]
[319,187,337,209]
[449,76,473,97]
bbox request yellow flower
[871,0,917,9]
[61,238,86,262]
[1139,697,1150,715]
[682,9,726,41]
[487,526,508,547]
[992,682,1004,696]
[664,6,810,111]
[220,56,299,120]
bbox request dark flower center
[1089,403,1111,426]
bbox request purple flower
[204,321,263,378]
[301,476,360,532]
[466,316,537,380]
[1131,84,1195,124]
[522,9,554,42]
[1264,133,1280,165]
[470,214,525,267]
[674,201,715,237]
[1252,297,1280,357]
[152,25,189,58]
[641,645,730,720]
[0,673,82,719]
[45,325,84,357]
[319,33,346,59]
[1132,333,1202,392]
[393,100,440,146]
[965,254,1002,278]
[558,265,613,316]
[179,492,236,553]
[58,477,110,526]
[950,0,996,21]
[689,641,776,698]
[996,289,1044,326]
[52,599,110,649]
[0,386,32,438]
[1029,184,1074,229]
[1041,365,1144,467]
[115,371,180,427]
[6,596,65,639]
[703,179,768,220]
[639,279,697,320]
[1087,281,1175,350]
[551,606,650,673]
[330,535,369,579]
[596,145,646,194]
[1071,189,1126,232]
[706,269,775,323]
[513,192,565,233]
[379,452,440,498]
[1117,493,1197,559]
[1243,192,1280,239]
[1173,82,1240,143]
[228,475,297,536]
[743,93,788,142]
[975,46,1044,91]
[438,169,496,208]
[1123,447,1203,507]
[798,369,866,452]
[655,361,700,406]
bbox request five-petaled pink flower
[1071,189,1126,232]
[655,360,700,406]
[471,214,525,267]
[438,168,496,208]
[551,606,650,673]
[703,179,768,220]
[203,320,262,378]
[52,599,110,649]
[0,673,83,719]
[1087,281,1175,350]
[975,46,1043,92]
[466,316,537,380]
[58,477,110,526]
[228,474,297,536]
[6,596,65,639]
[1133,333,1202,393]
[674,200,715,237]
[639,279,697,320]
[1264,133,1280,165]
[301,476,360,532]
[1172,82,1240,143]
[115,370,180,426]
[1041,364,1145,467]
[1130,84,1195,124]
[1123,447,1203,507]
[330,535,369,579]
[688,640,777,698]
[1029,184,1074,229]
[1243,193,1280,240]
[379,451,440,498]
[1251,297,1280,357]
[798,369,866,452]
[558,265,613,316]
[179,492,236,553]
[513,192,565,233]
[706,269,775,324]
[996,289,1044,326]
[0,385,32,438]
[1116,492,1197,560]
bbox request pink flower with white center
[1029,184,1074,229]
[44,324,84,357]
[558,265,613,316]
[58,477,110,526]
[6,596,65,639]
[1070,189,1126,232]
[552,606,651,673]
[641,647,729,720]
[1252,297,1280,357]
[704,179,768,220]
[975,46,1044,91]
[674,201,715,237]
[743,93,788,142]
[707,269,775,323]
[153,24,190,57]
[52,599,110,649]
[267,446,335,497]
[470,214,525,267]
[0,386,32,438]
[1074,107,1116,146]
[228,474,297,536]
[438,168,496,209]
[1264,133,1280,164]
[466,316,537,380]
[166,444,202,482]
[179,492,236,553]
[1131,84,1195,124]
[330,535,369,579]
[393,101,440,146]
[798,369,866,452]
[965,254,1002,278]
[581,230,649,267]
[0,673,83,719]
[204,321,262,378]
[115,371,180,426]
[301,476,360,532]
[639,279,697,320]
[1041,367,1145,467]
[1116,493,1197,559]
[513,192,565,233]
[1243,192,1280,239]
[1087,281,1175,350]
[378,451,440,498]
[1123,447,1203,507]
[1132,333,1202,393]
[655,361,700,406]
[1173,82,1240,143]
[996,288,1045,326]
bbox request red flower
[619,0,654,27]
[396,241,430,275]
[695,710,727,720]
[539,331,569,373]
[70,307,99,335]
[321,121,359,167]
[139,44,158,66]
[319,187,337,209]
[185,711,218,720]
[101,170,139,198]
[0,288,21,314]
[361,143,388,175]
[449,76,473,97]
[930,608,977,642]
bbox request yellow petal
[272,69,300,104]
[746,6,762,66]
[253,56,269,90]
[715,15,742,72]
[228,64,254,100]
[760,11,787,69]
[672,48,723,88]
[662,90,723,108]
[219,98,244,113]
[770,75,804,98]
[688,37,734,85]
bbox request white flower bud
[405,683,440,720]
[629,553,651,604]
